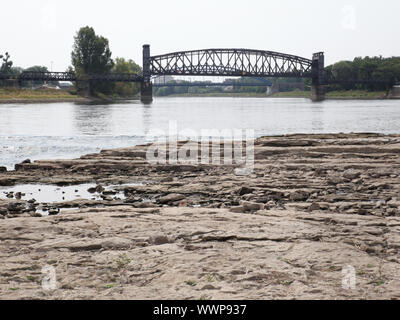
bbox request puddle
[0,183,141,204]
[35,207,81,217]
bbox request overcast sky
[1,0,399,72]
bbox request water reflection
[1,98,400,170]
[72,103,113,136]
[311,104,324,132]
[142,105,153,136]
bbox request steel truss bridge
[152,82,272,87]
[149,49,313,78]
[0,45,396,102]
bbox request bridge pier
[141,44,153,104]
[311,52,325,102]
[311,85,325,102]
[140,82,153,104]
[76,80,91,98]
[389,85,400,99]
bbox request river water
[1,97,399,170]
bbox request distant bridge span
[149,48,313,78]
[1,44,395,103]
[141,45,324,102]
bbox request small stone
[230,206,245,213]
[149,235,170,245]
[238,187,254,196]
[158,193,185,204]
[0,166,7,173]
[241,201,264,212]
[88,185,105,193]
[290,191,309,201]
[161,177,174,183]
[124,197,142,204]
[386,208,398,216]
[178,200,188,207]
[101,195,113,202]
[308,203,320,212]
[30,212,43,218]
[7,202,24,213]
[343,170,361,180]
[327,176,344,185]
[133,202,157,208]
[102,190,117,195]
[265,201,276,209]
[48,208,60,216]
[387,200,400,208]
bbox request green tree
[10,66,23,75]
[326,56,400,91]
[331,61,354,90]
[0,52,13,74]
[71,26,114,95]
[112,57,142,97]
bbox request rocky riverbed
[1,133,400,299]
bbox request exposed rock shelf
[0,133,400,299]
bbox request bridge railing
[18,72,77,82]
[0,71,144,83]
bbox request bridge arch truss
[150,49,313,78]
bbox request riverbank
[0,88,139,104]
[0,88,89,104]
[272,90,389,100]
[155,90,392,99]
[156,92,270,98]
[1,133,400,299]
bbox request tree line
[2,27,400,96]
[1,26,142,97]
[155,57,400,96]
[325,56,400,91]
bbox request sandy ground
[1,133,400,300]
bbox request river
[1,97,399,170]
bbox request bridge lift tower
[141,45,153,104]
[311,52,325,102]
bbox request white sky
[1,0,399,72]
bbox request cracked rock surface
[0,133,400,299]
[1,207,400,299]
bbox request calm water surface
[1,97,399,170]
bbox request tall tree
[0,52,13,74]
[112,57,142,96]
[71,26,114,95]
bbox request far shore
[0,88,140,104]
[0,97,90,104]
[1,88,398,104]
[155,89,397,100]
